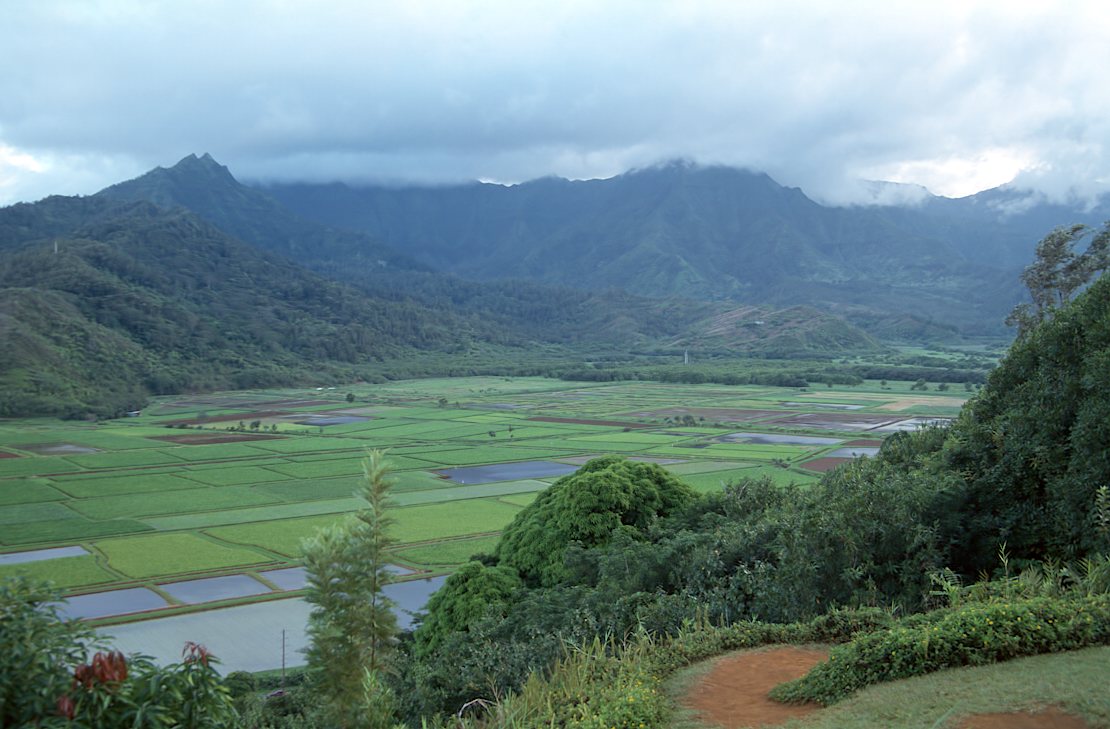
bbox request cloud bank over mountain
[2,1,1109,205]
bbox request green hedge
[771,594,1110,705]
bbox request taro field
[0,376,966,626]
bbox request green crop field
[395,536,501,566]
[0,555,120,589]
[95,533,277,579]
[0,376,965,623]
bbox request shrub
[771,594,1110,705]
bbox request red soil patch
[152,433,284,445]
[800,457,852,473]
[160,411,290,426]
[0,450,19,458]
[844,439,883,447]
[526,416,653,428]
[958,706,1091,729]
[683,646,828,729]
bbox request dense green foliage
[412,560,523,658]
[263,162,1094,334]
[772,592,1110,705]
[496,456,697,586]
[942,268,1110,572]
[0,577,236,727]
[400,271,1108,722]
[0,156,901,417]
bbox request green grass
[499,492,540,507]
[69,486,284,520]
[0,501,80,525]
[664,461,750,475]
[263,458,367,479]
[789,647,1109,728]
[0,518,153,546]
[206,514,349,557]
[50,473,206,498]
[413,447,578,466]
[254,476,364,501]
[392,479,549,507]
[65,450,186,469]
[180,465,293,486]
[392,499,522,543]
[246,437,374,454]
[394,536,501,566]
[94,533,276,578]
[0,555,120,589]
[141,498,366,531]
[162,443,279,461]
[0,457,83,477]
[0,478,67,505]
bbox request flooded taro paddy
[0,376,967,671]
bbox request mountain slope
[97,153,420,271]
[91,155,885,353]
[262,163,1047,333]
[0,198,478,416]
[0,189,885,416]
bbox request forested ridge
[0,159,897,417]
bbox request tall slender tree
[1007,222,1110,337]
[302,450,399,728]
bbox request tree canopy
[495,456,697,587]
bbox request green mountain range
[263,161,1108,334]
[0,160,887,416]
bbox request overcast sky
[2,0,1109,206]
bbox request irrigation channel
[93,575,446,673]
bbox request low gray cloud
[2,1,1109,205]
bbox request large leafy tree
[495,456,696,587]
[302,450,399,728]
[412,560,522,658]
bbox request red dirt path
[0,451,19,458]
[682,646,828,728]
[958,706,1091,729]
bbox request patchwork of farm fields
[0,376,965,624]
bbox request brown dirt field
[526,416,654,428]
[957,706,1091,729]
[844,439,883,446]
[801,457,852,473]
[0,450,19,458]
[682,646,829,729]
[152,433,285,445]
[875,395,967,411]
[160,410,290,426]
